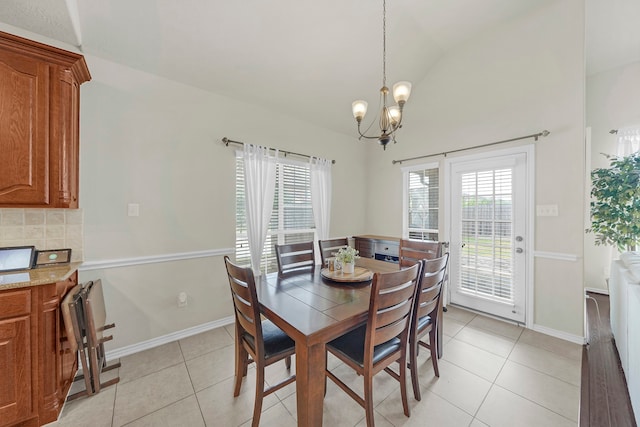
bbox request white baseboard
[532,323,585,345]
[105,316,235,361]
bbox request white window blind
[236,156,315,274]
[406,167,439,241]
[459,168,513,301]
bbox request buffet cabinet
[0,271,78,427]
[0,31,90,208]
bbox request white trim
[79,248,234,271]
[444,144,535,329]
[533,251,580,262]
[105,316,235,361]
[532,323,585,345]
[402,162,439,240]
[585,286,609,295]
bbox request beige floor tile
[509,342,581,386]
[179,327,234,361]
[327,361,404,408]
[442,318,467,338]
[118,341,184,384]
[476,385,577,427]
[264,354,297,400]
[282,379,369,427]
[442,338,506,382]
[124,395,205,427]
[469,418,489,426]
[468,315,524,340]
[495,360,580,422]
[444,305,477,324]
[186,344,236,391]
[54,386,116,427]
[239,402,297,427]
[112,363,194,427]
[354,411,395,427]
[518,329,582,360]
[416,359,492,415]
[454,326,517,358]
[224,323,235,338]
[377,388,473,426]
[197,370,279,427]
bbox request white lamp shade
[352,100,368,121]
[388,106,401,126]
[392,81,412,103]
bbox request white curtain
[310,157,332,242]
[616,127,640,157]
[243,144,278,275]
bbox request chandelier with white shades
[351,0,412,150]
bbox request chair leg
[363,373,375,427]
[285,355,291,370]
[252,364,265,427]
[409,335,421,401]
[399,350,411,417]
[429,331,440,378]
[234,342,248,397]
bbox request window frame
[235,152,316,274]
[402,162,440,242]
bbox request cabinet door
[0,50,50,205]
[50,68,80,208]
[0,315,32,425]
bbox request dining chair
[223,256,296,427]
[275,241,315,276]
[318,237,349,264]
[325,261,423,427]
[399,238,442,268]
[408,253,449,401]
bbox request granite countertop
[0,262,81,291]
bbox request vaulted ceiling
[1,0,638,137]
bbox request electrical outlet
[177,292,188,308]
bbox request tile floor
[50,306,582,427]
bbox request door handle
[516,248,523,253]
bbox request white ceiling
[0,0,638,137]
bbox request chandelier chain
[382,0,386,87]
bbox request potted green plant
[588,152,640,251]
[336,246,359,274]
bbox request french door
[447,149,531,323]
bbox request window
[235,156,315,273]
[403,164,439,241]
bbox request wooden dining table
[255,257,399,426]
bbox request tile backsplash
[0,209,83,262]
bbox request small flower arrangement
[336,246,359,264]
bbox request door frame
[443,144,535,328]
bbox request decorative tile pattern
[0,208,84,262]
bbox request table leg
[295,341,326,427]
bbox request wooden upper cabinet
[0,31,90,208]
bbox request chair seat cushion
[327,324,401,368]
[417,315,432,332]
[244,320,295,359]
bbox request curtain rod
[391,130,550,165]
[222,137,336,164]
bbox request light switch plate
[536,204,558,216]
[128,203,140,217]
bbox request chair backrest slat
[224,256,264,355]
[413,254,449,331]
[318,238,349,264]
[366,262,422,363]
[275,241,315,275]
[399,239,441,268]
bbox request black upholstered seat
[328,325,401,368]
[244,320,295,359]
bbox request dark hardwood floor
[581,291,637,426]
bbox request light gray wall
[363,0,586,337]
[585,60,640,291]
[77,56,370,350]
